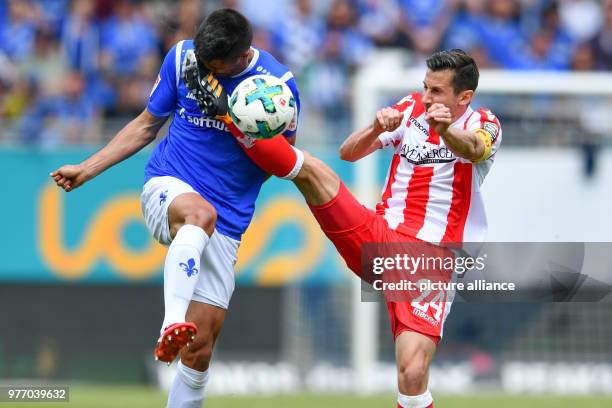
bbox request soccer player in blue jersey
[50,9,301,407]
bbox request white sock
[167,360,209,408]
[281,146,304,180]
[398,390,433,408]
[162,225,209,331]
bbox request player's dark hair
[426,49,479,94]
[194,8,253,64]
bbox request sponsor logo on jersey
[178,108,229,131]
[400,143,456,165]
[409,117,428,136]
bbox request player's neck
[246,48,255,64]
[451,105,469,123]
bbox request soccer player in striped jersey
[305,49,500,408]
[226,49,501,408]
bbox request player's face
[422,69,473,120]
[205,49,251,77]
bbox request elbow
[338,146,356,162]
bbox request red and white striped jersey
[376,92,502,244]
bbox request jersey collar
[452,106,473,128]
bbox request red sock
[225,120,303,179]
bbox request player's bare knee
[397,355,429,392]
[184,202,217,236]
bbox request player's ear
[458,90,474,106]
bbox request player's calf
[180,330,215,372]
[292,151,341,206]
[395,331,436,407]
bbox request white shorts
[141,176,240,309]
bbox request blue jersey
[145,40,300,240]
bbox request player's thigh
[141,176,203,245]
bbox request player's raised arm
[339,106,403,162]
[50,109,167,191]
[426,103,492,162]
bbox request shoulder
[254,47,294,79]
[468,108,502,142]
[392,92,423,117]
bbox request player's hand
[426,103,451,135]
[373,107,404,134]
[49,164,91,192]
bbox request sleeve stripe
[279,71,294,83]
[175,40,184,88]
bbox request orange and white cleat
[154,322,198,364]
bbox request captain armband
[472,128,493,163]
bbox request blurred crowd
[0,0,611,146]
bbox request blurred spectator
[61,0,100,75]
[272,0,324,74]
[161,0,203,50]
[559,0,602,43]
[303,31,352,142]
[445,0,484,50]
[478,0,531,69]
[398,0,457,52]
[357,0,401,47]
[18,71,100,146]
[571,42,595,71]
[23,27,66,95]
[252,26,278,56]
[35,0,70,36]
[325,0,373,67]
[99,0,159,116]
[0,0,38,62]
[99,0,159,78]
[0,52,33,120]
[0,0,611,147]
[589,0,612,70]
[237,0,289,28]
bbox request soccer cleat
[154,322,198,364]
[182,51,229,119]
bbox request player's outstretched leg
[395,331,436,408]
[155,193,217,363]
[167,301,225,408]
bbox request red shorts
[309,183,454,344]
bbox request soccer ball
[228,74,296,139]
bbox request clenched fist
[374,107,404,134]
[49,164,92,192]
[425,103,452,135]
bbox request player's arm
[339,107,403,162]
[50,110,167,191]
[427,103,490,162]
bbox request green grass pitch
[11,385,612,407]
